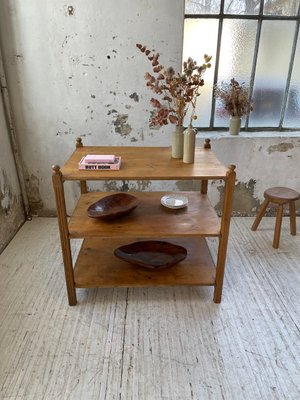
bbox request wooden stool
[251,187,300,249]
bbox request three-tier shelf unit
[52,138,236,305]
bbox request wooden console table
[52,138,236,305]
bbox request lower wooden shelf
[74,237,216,288]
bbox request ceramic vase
[171,125,184,158]
[183,126,196,164]
[229,116,241,135]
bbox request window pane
[215,19,257,127]
[264,0,300,16]
[185,0,221,14]
[249,21,295,127]
[284,34,300,128]
[183,19,218,127]
[224,0,260,15]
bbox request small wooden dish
[87,193,139,219]
[114,240,187,270]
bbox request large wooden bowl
[87,193,139,219]
[114,240,187,270]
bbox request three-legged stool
[251,187,300,249]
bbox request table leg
[214,165,236,303]
[76,137,87,194]
[52,165,77,305]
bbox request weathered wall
[0,1,299,217]
[203,133,300,216]
[0,91,24,252]
[0,0,185,215]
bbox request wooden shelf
[61,146,228,181]
[74,237,216,288]
[68,191,221,238]
[52,141,236,304]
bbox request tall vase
[229,116,241,135]
[183,126,196,164]
[172,126,184,158]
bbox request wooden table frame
[52,138,236,305]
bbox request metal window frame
[185,0,300,132]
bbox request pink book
[84,155,115,164]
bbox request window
[184,0,300,131]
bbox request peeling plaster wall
[203,134,300,216]
[0,93,24,252]
[0,0,185,215]
[0,1,299,217]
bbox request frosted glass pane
[224,0,260,14]
[249,21,295,127]
[264,0,299,16]
[215,20,257,127]
[284,36,300,128]
[183,19,218,127]
[185,0,221,14]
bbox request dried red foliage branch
[136,43,212,127]
[214,78,253,117]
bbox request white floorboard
[0,217,299,400]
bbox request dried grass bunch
[214,78,253,117]
[136,43,212,126]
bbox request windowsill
[196,131,300,139]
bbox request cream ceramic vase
[172,125,184,158]
[229,116,241,135]
[183,126,196,164]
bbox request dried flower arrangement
[136,43,212,127]
[214,78,253,117]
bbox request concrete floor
[0,217,300,400]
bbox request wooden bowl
[87,193,139,219]
[114,240,187,270]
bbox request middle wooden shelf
[68,191,221,239]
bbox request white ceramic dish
[160,194,188,209]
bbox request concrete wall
[0,0,299,217]
[0,0,186,215]
[0,91,24,252]
[202,133,300,216]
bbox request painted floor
[0,217,299,400]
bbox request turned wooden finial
[204,138,211,149]
[226,164,236,176]
[76,137,83,148]
[52,164,61,174]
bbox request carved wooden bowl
[87,193,139,219]
[114,240,187,270]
